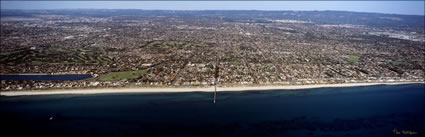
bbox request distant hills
[1,9,424,28]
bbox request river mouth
[1,84,424,137]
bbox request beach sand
[1,82,423,96]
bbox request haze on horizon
[1,1,424,16]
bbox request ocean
[1,84,424,137]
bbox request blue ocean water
[0,74,92,81]
[0,84,424,137]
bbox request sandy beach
[1,82,423,96]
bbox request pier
[213,86,217,104]
[213,55,219,104]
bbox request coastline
[1,82,423,96]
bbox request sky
[1,1,424,15]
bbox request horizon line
[2,9,424,16]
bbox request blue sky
[1,1,424,15]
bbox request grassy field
[391,61,408,66]
[230,61,241,65]
[347,55,360,63]
[98,70,148,81]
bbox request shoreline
[1,82,423,96]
